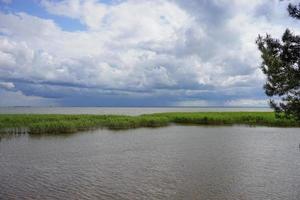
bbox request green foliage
[288,2,300,19]
[0,112,299,134]
[256,2,300,120]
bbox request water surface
[0,107,271,115]
[1,126,299,199]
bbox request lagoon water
[0,107,271,115]
[1,125,300,200]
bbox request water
[1,126,299,200]
[0,107,271,115]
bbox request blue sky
[0,0,86,31]
[0,0,299,107]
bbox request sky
[0,0,299,107]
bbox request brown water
[0,126,299,200]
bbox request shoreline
[0,112,299,134]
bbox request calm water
[0,126,299,200]
[0,107,271,115]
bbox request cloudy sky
[0,0,299,107]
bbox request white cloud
[41,0,108,30]
[0,82,14,90]
[0,1,196,91]
[0,0,299,106]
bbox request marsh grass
[0,112,299,134]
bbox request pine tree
[256,2,300,119]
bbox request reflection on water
[0,127,28,135]
[0,126,300,200]
[0,131,27,142]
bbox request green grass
[0,112,299,134]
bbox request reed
[0,112,299,134]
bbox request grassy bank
[0,112,299,134]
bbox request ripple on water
[0,126,300,199]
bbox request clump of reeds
[0,112,299,134]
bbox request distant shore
[0,112,299,134]
[0,107,272,115]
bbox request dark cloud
[0,0,299,106]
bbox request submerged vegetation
[0,112,299,134]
